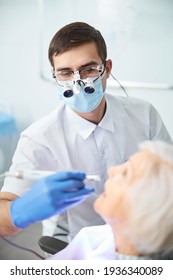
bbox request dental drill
[0,170,100,182]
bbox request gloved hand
[10,171,94,228]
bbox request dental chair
[38,236,68,255]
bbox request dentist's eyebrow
[56,61,99,72]
[55,67,72,72]
[79,61,98,68]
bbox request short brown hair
[48,22,107,67]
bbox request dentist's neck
[73,97,106,125]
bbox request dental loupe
[63,84,74,98]
[84,79,95,94]
[63,78,95,98]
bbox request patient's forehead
[108,149,160,179]
[130,149,156,162]
[131,149,161,163]
[128,150,161,172]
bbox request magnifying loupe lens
[84,86,95,94]
[64,90,73,97]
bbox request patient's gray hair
[128,140,173,256]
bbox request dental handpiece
[3,170,101,182]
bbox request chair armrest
[38,236,68,255]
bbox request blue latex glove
[10,171,94,228]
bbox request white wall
[0,0,59,132]
[0,0,173,137]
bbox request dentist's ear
[105,59,112,78]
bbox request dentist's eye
[60,71,73,77]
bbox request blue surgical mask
[57,79,104,113]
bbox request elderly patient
[48,140,173,260]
